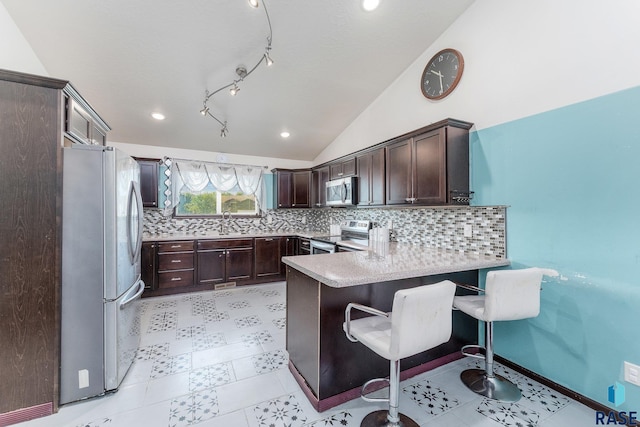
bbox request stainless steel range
[310,220,371,254]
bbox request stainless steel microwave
[326,177,357,207]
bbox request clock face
[421,49,464,100]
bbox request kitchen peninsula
[282,244,509,411]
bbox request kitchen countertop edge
[282,244,510,288]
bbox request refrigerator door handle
[120,278,145,310]
[126,181,144,265]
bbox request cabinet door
[311,166,329,208]
[141,242,157,291]
[67,99,91,144]
[369,148,385,205]
[91,123,106,146]
[197,250,226,285]
[329,158,356,180]
[413,129,446,204]
[275,170,292,208]
[227,247,254,282]
[292,170,311,208]
[385,138,412,205]
[255,237,282,279]
[138,159,159,208]
[358,148,385,206]
[356,154,372,205]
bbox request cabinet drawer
[198,238,253,250]
[158,252,194,271]
[158,241,195,253]
[158,270,194,289]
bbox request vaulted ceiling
[3,0,474,160]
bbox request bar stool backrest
[389,280,456,360]
[484,268,558,322]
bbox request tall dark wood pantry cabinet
[0,69,109,425]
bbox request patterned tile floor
[16,281,596,427]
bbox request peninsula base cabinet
[286,267,478,411]
[143,236,292,297]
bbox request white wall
[0,2,47,75]
[314,0,640,165]
[111,141,313,170]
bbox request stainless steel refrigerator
[60,144,145,404]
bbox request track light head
[220,122,229,138]
[230,82,240,96]
[248,0,259,8]
[264,51,273,67]
[200,106,209,116]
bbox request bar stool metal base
[360,410,419,427]
[460,369,522,402]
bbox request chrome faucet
[220,211,231,234]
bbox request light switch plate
[463,224,473,238]
[624,361,640,386]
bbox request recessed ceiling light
[151,112,165,121]
[362,0,379,11]
[280,131,290,138]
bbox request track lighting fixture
[229,82,240,96]
[200,0,274,138]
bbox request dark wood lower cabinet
[255,237,283,280]
[141,242,158,291]
[197,249,226,285]
[144,236,292,297]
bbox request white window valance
[161,158,267,216]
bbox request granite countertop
[282,242,510,288]
[143,230,322,242]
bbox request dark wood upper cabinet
[311,166,330,208]
[329,157,356,180]
[357,147,385,206]
[292,170,311,207]
[64,87,110,146]
[136,158,160,208]
[273,169,311,208]
[385,119,471,206]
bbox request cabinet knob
[170,277,182,282]
[171,259,182,263]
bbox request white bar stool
[453,267,559,402]
[344,280,457,427]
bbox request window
[175,182,258,216]
[163,160,265,218]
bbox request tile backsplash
[143,205,506,258]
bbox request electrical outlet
[266,215,272,224]
[624,361,640,386]
[463,224,473,238]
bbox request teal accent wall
[471,86,640,411]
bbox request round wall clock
[420,48,464,100]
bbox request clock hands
[430,69,444,94]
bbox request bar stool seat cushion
[348,315,393,360]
